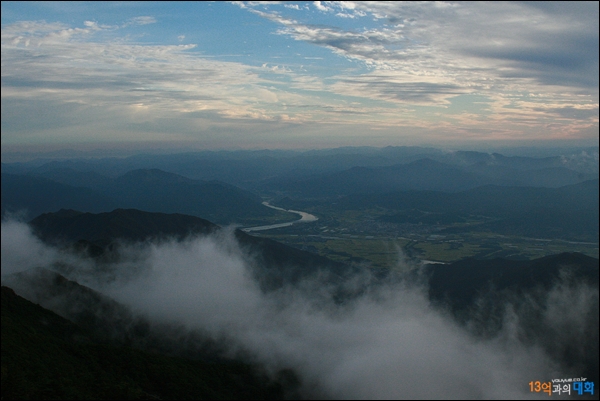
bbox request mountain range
[276,179,599,242]
[2,169,295,225]
[264,157,597,197]
[2,208,598,398]
[2,146,598,398]
[4,146,597,190]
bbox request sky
[1,1,598,157]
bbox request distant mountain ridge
[1,173,118,219]
[1,169,294,225]
[4,146,597,189]
[278,179,599,242]
[265,157,597,197]
[266,158,511,196]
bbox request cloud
[2,3,598,149]
[0,19,309,145]
[245,1,598,136]
[1,220,59,276]
[2,15,393,148]
[126,16,156,26]
[331,75,466,105]
[3,219,593,399]
[313,1,332,13]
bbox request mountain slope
[104,169,272,224]
[266,159,500,196]
[262,156,597,197]
[1,173,117,220]
[322,179,600,241]
[4,168,296,225]
[424,252,599,385]
[1,286,287,399]
[426,252,599,311]
[30,208,219,247]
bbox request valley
[247,205,600,267]
[2,145,598,399]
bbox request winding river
[242,202,318,232]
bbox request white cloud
[242,1,598,142]
[313,1,332,13]
[1,2,598,149]
[0,19,317,145]
[1,220,58,276]
[3,222,592,399]
[127,16,157,26]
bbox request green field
[255,204,598,268]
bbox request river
[242,202,318,232]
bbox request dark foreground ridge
[426,253,599,386]
[3,208,598,398]
[1,286,290,400]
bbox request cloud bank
[2,219,595,399]
[1,2,598,153]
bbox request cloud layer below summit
[3,219,596,399]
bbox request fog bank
[3,220,591,399]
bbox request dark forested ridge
[29,208,220,247]
[425,252,599,385]
[28,208,353,290]
[426,252,599,312]
[1,286,289,400]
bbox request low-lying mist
[2,219,596,399]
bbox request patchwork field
[252,206,599,268]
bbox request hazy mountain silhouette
[7,146,596,190]
[284,179,599,241]
[265,159,502,196]
[102,169,274,224]
[264,158,597,197]
[2,169,293,225]
[1,173,117,219]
